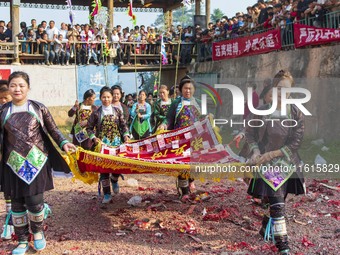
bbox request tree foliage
[138,72,158,94]
[151,5,195,32]
[210,8,225,23]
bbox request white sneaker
[66,61,69,66]
[1,224,14,240]
[119,61,124,66]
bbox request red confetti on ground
[138,187,155,191]
[261,243,278,252]
[331,211,340,220]
[293,202,301,208]
[301,236,315,247]
[177,221,197,235]
[211,186,235,194]
[328,200,340,206]
[203,209,230,221]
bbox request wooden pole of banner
[206,0,211,26]
[11,2,20,65]
[158,43,162,93]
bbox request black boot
[272,216,290,254]
[259,215,270,238]
[12,211,30,254]
[28,206,47,251]
[177,177,189,197]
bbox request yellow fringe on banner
[66,148,252,185]
[67,151,99,185]
[207,114,223,144]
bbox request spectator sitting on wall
[36,25,45,44]
[231,16,240,37]
[180,36,192,65]
[257,0,269,25]
[264,12,275,29]
[46,20,59,64]
[297,0,313,19]
[0,20,5,32]
[4,21,12,42]
[40,20,47,30]
[38,32,52,65]
[0,26,7,42]
[59,22,68,39]
[20,21,28,37]
[28,19,38,32]
[252,4,261,24]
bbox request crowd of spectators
[192,0,339,60]
[0,0,339,65]
[196,0,339,42]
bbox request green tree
[151,5,195,32]
[138,72,158,94]
[210,8,225,23]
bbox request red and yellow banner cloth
[66,116,247,184]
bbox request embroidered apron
[74,106,92,143]
[99,114,122,146]
[258,107,296,191]
[174,103,201,129]
[4,111,47,185]
[132,104,149,138]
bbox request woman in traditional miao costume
[68,89,97,150]
[86,86,130,204]
[130,90,152,140]
[0,71,75,255]
[153,85,173,131]
[109,85,130,194]
[245,70,305,255]
[159,75,202,201]
[111,85,130,124]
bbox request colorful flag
[181,0,192,7]
[90,0,102,17]
[153,72,159,95]
[65,0,75,25]
[128,0,137,26]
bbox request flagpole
[158,38,162,93]
[135,42,138,95]
[174,2,187,98]
[174,32,182,98]
[67,0,79,101]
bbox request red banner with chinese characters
[212,29,281,61]
[0,69,11,80]
[294,23,340,48]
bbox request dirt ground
[0,175,339,255]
